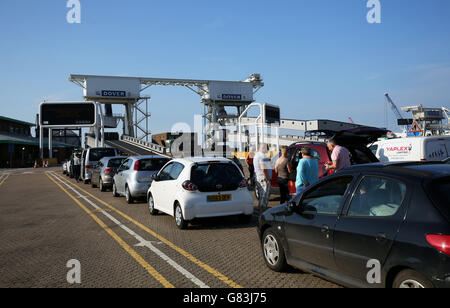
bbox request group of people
[246,139,351,211]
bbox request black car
[258,162,450,288]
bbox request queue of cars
[61,131,450,288]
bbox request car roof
[174,157,233,164]
[126,155,171,160]
[101,156,127,161]
[341,162,450,179]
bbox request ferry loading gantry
[69,74,264,146]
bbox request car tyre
[262,228,288,272]
[174,203,188,230]
[91,180,97,188]
[254,187,260,200]
[393,270,434,288]
[99,179,106,192]
[148,194,158,215]
[112,182,120,197]
[125,186,134,204]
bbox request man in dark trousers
[73,153,81,183]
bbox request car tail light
[134,161,140,171]
[86,165,92,169]
[104,168,113,174]
[426,234,450,256]
[182,181,198,191]
[239,178,248,188]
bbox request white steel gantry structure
[69,74,264,147]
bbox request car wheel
[112,182,120,197]
[125,186,134,204]
[91,180,97,188]
[148,194,158,215]
[393,270,434,288]
[99,179,106,192]
[174,203,187,230]
[254,187,260,200]
[84,179,90,185]
[262,228,288,272]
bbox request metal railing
[122,135,169,156]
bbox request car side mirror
[151,173,160,182]
[285,201,296,215]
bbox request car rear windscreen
[139,158,170,171]
[88,149,117,162]
[427,177,450,222]
[108,158,125,168]
[190,163,243,192]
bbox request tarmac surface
[0,167,339,288]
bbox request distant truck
[370,136,450,162]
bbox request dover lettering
[101,90,127,97]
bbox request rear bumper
[128,181,152,198]
[182,189,254,220]
[101,174,114,185]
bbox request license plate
[207,194,232,202]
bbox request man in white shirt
[253,144,273,211]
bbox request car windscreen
[190,163,243,192]
[108,158,125,168]
[138,158,170,171]
[426,177,450,222]
[88,149,117,162]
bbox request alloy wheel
[263,235,280,266]
[399,280,426,289]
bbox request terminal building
[0,115,74,168]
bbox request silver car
[91,156,127,191]
[81,147,119,184]
[112,156,171,204]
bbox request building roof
[0,133,74,148]
[0,115,35,127]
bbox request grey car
[112,156,171,204]
[91,156,127,191]
[81,147,119,184]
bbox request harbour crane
[384,93,404,120]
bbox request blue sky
[0,0,449,134]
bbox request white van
[371,136,450,162]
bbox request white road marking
[48,171,209,289]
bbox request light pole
[22,147,25,168]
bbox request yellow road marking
[0,174,10,187]
[53,172,243,288]
[46,174,175,288]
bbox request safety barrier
[121,135,169,156]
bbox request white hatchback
[147,157,254,229]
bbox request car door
[161,162,185,214]
[333,174,409,286]
[93,161,102,185]
[284,175,355,271]
[116,159,132,194]
[151,163,174,212]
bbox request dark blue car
[258,162,450,288]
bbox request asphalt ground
[0,167,339,288]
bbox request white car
[147,157,254,229]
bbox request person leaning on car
[295,147,319,195]
[325,138,351,172]
[275,146,292,204]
